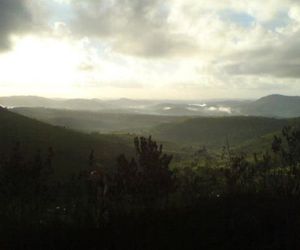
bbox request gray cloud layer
[2,0,300,97]
[0,0,33,50]
[68,0,300,82]
[224,30,300,78]
[71,0,196,57]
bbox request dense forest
[1,106,300,249]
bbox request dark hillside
[12,107,183,133]
[0,107,133,178]
[152,116,293,148]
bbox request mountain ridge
[242,94,300,118]
[2,94,300,118]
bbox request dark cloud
[0,0,33,50]
[70,0,196,57]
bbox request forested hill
[0,107,133,178]
[241,94,300,118]
[152,116,300,147]
[11,107,182,133]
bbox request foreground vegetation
[2,107,300,249]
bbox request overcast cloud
[1,0,300,99]
[0,0,33,50]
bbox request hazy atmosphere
[1,0,300,99]
[3,1,300,249]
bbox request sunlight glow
[0,36,83,95]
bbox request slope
[152,116,296,148]
[0,107,134,178]
[12,107,183,133]
[241,94,300,118]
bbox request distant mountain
[3,94,300,118]
[0,96,56,108]
[242,94,300,118]
[0,96,158,111]
[0,96,107,110]
[0,95,242,116]
[62,98,107,110]
[104,98,159,108]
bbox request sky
[1,0,300,100]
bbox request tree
[269,126,300,196]
[116,136,174,206]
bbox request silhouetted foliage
[114,136,174,208]
[2,125,300,249]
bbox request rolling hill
[9,106,300,151]
[0,96,158,111]
[0,107,134,178]
[241,94,300,118]
[3,94,300,118]
[152,116,299,148]
[0,95,246,116]
[11,107,183,133]
[0,96,107,110]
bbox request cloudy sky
[1,0,300,99]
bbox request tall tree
[116,136,174,206]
